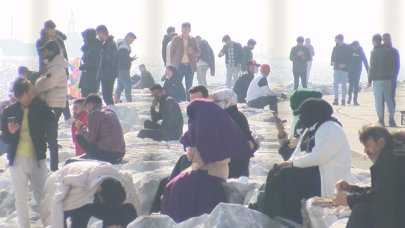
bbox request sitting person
[71,98,87,156]
[246,64,287,114]
[263,98,351,224]
[189,85,209,101]
[41,161,140,228]
[161,99,253,223]
[72,94,125,164]
[137,84,183,142]
[232,60,260,103]
[134,64,155,89]
[333,125,405,228]
[162,65,186,102]
[130,74,141,85]
[18,66,40,85]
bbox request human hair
[166,65,177,76]
[84,93,102,106]
[139,64,146,68]
[351,41,360,47]
[96,25,109,36]
[222,35,231,42]
[182,22,191,29]
[149,84,164,92]
[335,34,344,42]
[13,77,31,98]
[18,66,29,75]
[99,179,126,207]
[372,34,382,44]
[392,130,405,145]
[359,123,393,145]
[167,26,175,34]
[383,33,391,39]
[189,85,209,98]
[125,32,136,39]
[73,98,85,105]
[248,39,256,46]
[297,36,304,43]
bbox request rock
[172,214,208,228]
[128,215,176,228]
[222,179,263,204]
[321,86,333,96]
[243,189,257,205]
[328,218,349,228]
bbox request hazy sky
[0,0,403,60]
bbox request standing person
[36,40,68,171]
[162,65,187,102]
[71,98,87,156]
[134,64,155,89]
[162,26,176,66]
[233,60,261,103]
[1,78,54,228]
[289,36,312,90]
[165,33,178,66]
[305,38,315,83]
[348,41,369,106]
[79,28,103,97]
[196,36,215,87]
[116,32,137,103]
[219,35,244,89]
[368,34,396,127]
[96,25,118,106]
[331,34,352,106]
[383,33,401,109]
[170,22,200,101]
[246,64,287,114]
[241,39,257,73]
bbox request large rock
[128,215,176,228]
[172,214,208,228]
[222,179,263,204]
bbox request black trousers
[248,96,279,114]
[62,99,72,121]
[81,87,98,98]
[64,203,137,228]
[228,158,250,178]
[346,204,375,228]
[137,120,166,142]
[293,71,308,90]
[348,71,360,102]
[264,166,321,224]
[72,134,124,164]
[46,108,63,171]
[101,78,115,105]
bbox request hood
[81,28,97,41]
[44,54,68,71]
[40,29,67,41]
[105,35,115,43]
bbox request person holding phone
[290,36,312,91]
[116,32,137,103]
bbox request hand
[248,141,254,150]
[186,47,193,55]
[338,64,346,69]
[219,51,224,57]
[75,130,80,135]
[332,193,348,206]
[335,180,353,192]
[74,119,83,129]
[280,93,287,100]
[367,82,372,88]
[187,147,195,161]
[8,123,20,134]
[237,63,241,70]
[289,138,299,149]
[151,100,159,107]
[276,121,286,138]
[331,62,335,66]
[82,70,87,72]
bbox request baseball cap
[260,64,270,72]
[39,40,61,54]
[247,60,261,67]
[44,20,56,29]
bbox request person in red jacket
[71,98,87,156]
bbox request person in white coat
[40,161,140,228]
[263,98,351,224]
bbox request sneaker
[333,99,339,106]
[378,118,385,126]
[347,98,351,105]
[389,118,397,127]
[341,100,345,106]
[354,102,360,106]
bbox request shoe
[347,100,351,105]
[333,99,339,106]
[389,118,397,127]
[378,118,385,126]
[341,100,345,106]
[354,102,360,106]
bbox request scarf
[211,89,238,110]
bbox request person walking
[348,41,369,106]
[196,36,215,87]
[219,35,244,89]
[382,33,400,110]
[162,26,176,66]
[116,32,137,103]
[305,38,315,83]
[290,36,312,90]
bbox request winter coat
[97,35,119,81]
[233,71,255,103]
[170,35,201,73]
[197,39,215,76]
[36,54,68,108]
[385,44,401,80]
[163,75,186,102]
[79,29,102,90]
[151,95,183,141]
[368,44,395,83]
[290,45,312,73]
[71,112,87,156]
[162,34,176,65]
[135,71,155,89]
[330,43,352,72]
[241,46,253,72]
[289,120,351,198]
[117,39,132,71]
[219,42,244,67]
[1,96,54,165]
[40,161,141,228]
[349,47,369,74]
[36,29,68,73]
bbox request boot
[378,118,385,126]
[341,100,345,106]
[333,99,339,106]
[389,118,397,127]
[354,101,360,106]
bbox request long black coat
[79,29,103,90]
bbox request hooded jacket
[349,46,369,74]
[368,44,395,83]
[331,43,352,72]
[79,29,103,90]
[97,35,119,81]
[117,39,132,71]
[151,95,183,141]
[233,71,255,103]
[197,39,215,76]
[36,29,68,73]
[40,161,141,228]
[36,54,68,108]
[162,34,175,65]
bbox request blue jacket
[349,47,369,74]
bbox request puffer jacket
[36,54,68,108]
[97,35,119,81]
[36,30,68,73]
[79,29,102,90]
[368,44,395,82]
[40,161,141,228]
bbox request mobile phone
[8,117,16,125]
[272,112,287,123]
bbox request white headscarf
[211,89,238,110]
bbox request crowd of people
[0,18,403,228]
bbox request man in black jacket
[333,124,405,228]
[233,60,260,103]
[162,65,186,102]
[137,84,183,142]
[290,36,312,90]
[96,25,118,105]
[383,33,401,110]
[196,36,215,87]
[242,39,256,73]
[162,27,176,66]
[348,41,369,106]
[134,64,155,89]
[368,34,396,127]
[1,77,54,227]
[116,32,137,103]
[79,28,103,97]
[331,34,352,106]
[219,35,244,89]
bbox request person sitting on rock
[161,99,253,223]
[246,64,287,114]
[232,60,261,103]
[333,125,405,228]
[137,84,183,142]
[262,98,351,224]
[134,64,155,89]
[41,161,140,228]
[71,98,87,156]
[162,65,186,102]
[72,93,125,164]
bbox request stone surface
[127,215,176,228]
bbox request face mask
[254,67,259,74]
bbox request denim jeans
[373,80,394,118]
[333,70,348,101]
[226,66,240,89]
[116,69,132,102]
[178,65,194,101]
[197,65,209,87]
[46,107,63,171]
[293,71,308,90]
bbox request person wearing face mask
[232,60,261,103]
[261,98,351,224]
[36,40,68,171]
[162,65,187,102]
